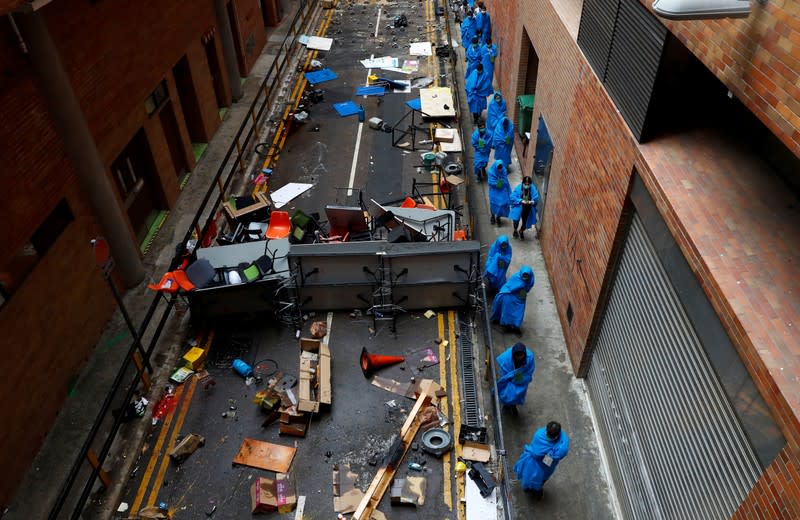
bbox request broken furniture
[187,239,290,320]
[266,211,292,239]
[324,205,371,240]
[391,98,435,151]
[297,337,331,413]
[222,193,271,229]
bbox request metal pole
[103,271,152,374]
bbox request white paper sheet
[271,183,314,208]
[409,41,433,56]
[361,56,398,68]
[307,36,333,51]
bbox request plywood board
[419,87,456,118]
[233,438,297,473]
[465,472,497,520]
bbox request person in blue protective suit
[483,235,512,292]
[492,116,515,169]
[465,37,483,80]
[466,63,492,124]
[479,2,492,41]
[471,122,493,182]
[510,176,540,240]
[487,159,511,226]
[460,10,476,50]
[486,92,507,140]
[481,37,498,86]
[513,421,570,499]
[496,342,535,414]
[490,265,534,333]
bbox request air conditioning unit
[652,0,751,20]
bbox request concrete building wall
[491,0,800,516]
[0,0,266,505]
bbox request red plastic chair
[266,210,291,239]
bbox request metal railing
[48,1,319,517]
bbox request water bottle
[358,105,366,122]
[232,359,253,378]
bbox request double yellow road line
[438,310,466,520]
[129,368,198,514]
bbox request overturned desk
[392,87,457,152]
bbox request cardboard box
[183,346,207,371]
[250,474,297,514]
[297,338,331,412]
[434,128,455,143]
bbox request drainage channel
[457,310,481,427]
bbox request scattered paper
[361,56,398,68]
[409,41,433,56]
[424,310,436,319]
[380,67,412,75]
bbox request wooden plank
[352,393,430,520]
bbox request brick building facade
[0,0,274,506]
[488,0,800,517]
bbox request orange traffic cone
[360,347,405,378]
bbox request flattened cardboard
[233,438,296,473]
[333,463,364,513]
[461,441,491,463]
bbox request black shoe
[496,217,502,226]
[513,230,519,238]
[533,488,543,500]
[490,215,496,224]
[519,230,525,241]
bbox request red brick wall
[652,1,800,159]
[495,0,800,516]
[230,0,268,75]
[42,0,224,162]
[0,0,261,504]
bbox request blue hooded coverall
[486,93,507,139]
[513,427,570,491]
[496,343,535,406]
[483,235,512,290]
[509,181,540,230]
[492,117,515,168]
[487,160,511,218]
[471,126,493,180]
[490,265,534,328]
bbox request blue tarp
[406,98,422,111]
[333,101,361,117]
[304,68,338,84]
[356,86,386,96]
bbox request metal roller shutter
[588,213,761,519]
[577,0,620,80]
[603,0,667,141]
